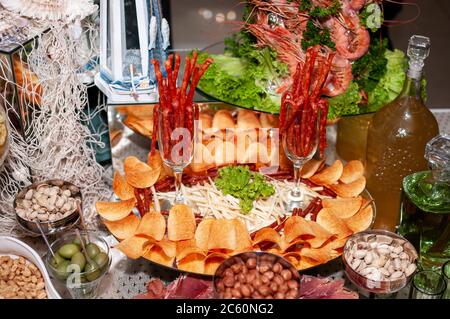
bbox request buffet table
[19,108,449,299]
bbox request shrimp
[328,15,370,61]
[346,0,367,11]
[322,54,353,97]
[246,23,305,74]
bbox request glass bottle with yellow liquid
[365,35,439,231]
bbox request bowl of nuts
[213,252,300,299]
[0,236,61,299]
[342,229,418,294]
[14,180,82,236]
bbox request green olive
[85,261,101,282]
[93,252,109,268]
[55,260,71,279]
[50,253,65,268]
[58,243,80,259]
[86,243,101,259]
[72,237,83,246]
[70,252,86,272]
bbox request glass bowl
[213,251,300,299]
[44,230,111,299]
[342,229,418,294]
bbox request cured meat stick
[189,50,199,80]
[173,54,181,87]
[143,188,152,214]
[151,104,159,155]
[134,189,145,217]
[185,58,213,107]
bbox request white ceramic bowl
[0,236,61,299]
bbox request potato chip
[95,198,136,221]
[135,210,166,241]
[208,219,237,250]
[329,176,366,198]
[301,159,325,179]
[284,216,332,248]
[112,171,135,200]
[176,239,207,261]
[103,213,140,240]
[143,245,175,267]
[115,235,150,259]
[109,129,122,147]
[252,227,283,249]
[232,219,252,251]
[242,142,270,165]
[152,237,177,258]
[282,252,302,266]
[339,160,364,184]
[199,113,213,131]
[297,258,321,270]
[124,115,152,137]
[212,109,235,130]
[167,204,196,241]
[204,252,229,275]
[148,150,173,179]
[344,200,374,233]
[300,247,332,263]
[321,196,363,219]
[195,219,215,251]
[190,143,215,173]
[237,109,262,129]
[212,140,236,166]
[124,156,161,188]
[259,113,279,128]
[316,208,353,238]
[177,253,206,274]
[310,160,344,185]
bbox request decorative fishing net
[0,16,111,235]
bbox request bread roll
[212,110,235,130]
[237,109,261,130]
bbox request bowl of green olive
[44,230,111,298]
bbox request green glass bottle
[398,134,450,271]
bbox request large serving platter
[104,102,376,276]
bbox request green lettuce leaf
[366,49,406,112]
[327,81,362,119]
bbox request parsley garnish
[299,0,312,11]
[301,20,335,50]
[309,0,341,18]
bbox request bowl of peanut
[0,236,61,299]
[213,252,300,299]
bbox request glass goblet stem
[292,162,304,201]
[173,169,184,204]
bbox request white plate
[0,236,61,299]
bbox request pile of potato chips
[96,156,373,275]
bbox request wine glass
[282,107,320,212]
[157,107,195,204]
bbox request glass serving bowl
[342,229,418,294]
[213,251,300,299]
[44,230,111,299]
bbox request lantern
[95,0,170,103]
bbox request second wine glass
[282,107,320,212]
[157,107,195,204]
